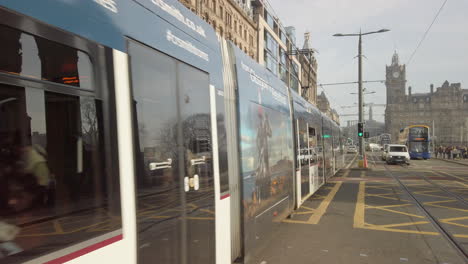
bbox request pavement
[249,153,468,264]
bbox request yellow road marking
[365,186,395,191]
[185,216,215,220]
[436,171,468,183]
[378,221,429,228]
[53,220,64,234]
[300,205,316,211]
[424,200,468,212]
[365,193,409,202]
[284,182,342,225]
[440,216,468,228]
[412,190,451,199]
[365,203,412,209]
[353,181,445,236]
[342,170,351,178]
[200,209,215,215]
[367,207,426,219]
[354,181,366,228]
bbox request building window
[426,97,431,103]
[280,30,287,44]
[264,50,278,76]
[264,30,278,56]
[464,95,468,102]
[412,97,418,103]
[219,6,223,19]
[264,9,275,30]
[211,0,216,10]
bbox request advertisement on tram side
[233,47,295,260]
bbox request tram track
[382,161,468,260]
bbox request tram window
[0,25,94,89]
[308,127,317,165]
[0,79,120,261]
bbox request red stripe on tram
[220,193,230,200]
[44,234,123,264]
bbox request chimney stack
[408,86,412,96]
[430,84,434,94]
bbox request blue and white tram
[0,1,344,264]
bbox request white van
[384,144,410,165]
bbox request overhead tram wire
[407,0,449,65]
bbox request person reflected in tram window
[7,138,54,213]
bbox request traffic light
[364,132,370,138]
[358,123,364,137]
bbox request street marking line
[412,190,451,199]
[54,220,65,234]
[435,171,468,183]
[423,200,468,212]
[365,204,413,209]
[353,181,440,236]
[378,221,429,228]
[342,170,351,178]
[354,181,366,228]
[367,207,426,219]
[284,182,343,225]
[439,216,468,228]
[365,193,409,202]
[301,205,316,211]
[200,209,215,215]
[185,217,215,220]
[365,186,395,191]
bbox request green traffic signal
[358,132,363,137]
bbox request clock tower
[385,51,406,139]
[385,51,406,105]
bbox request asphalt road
[249,152,468,264]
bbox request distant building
[385,52,468,146]
[181,0,319,104]
[179,0,257,59]
[317,91,340,125]
[299,32,318,105]
[251,0,301,92]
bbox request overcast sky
[268,0,468,125]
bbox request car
[369,143,381,152]
[384,144,410,165]
[347,145,358,154]
[381,144,389,160]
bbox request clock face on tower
[393,71,400,78]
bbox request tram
[0,1,344,263]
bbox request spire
[303,32,312,50]
[391,50,399,66]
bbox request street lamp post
[333,29,390,159]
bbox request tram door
[128,40,215,264]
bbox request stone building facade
[385,52,468,146]
[180,0,319,105]
[179,0,257,59]
[317,91,340,125]
[299,32,318,105]
[251,0,318,104]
